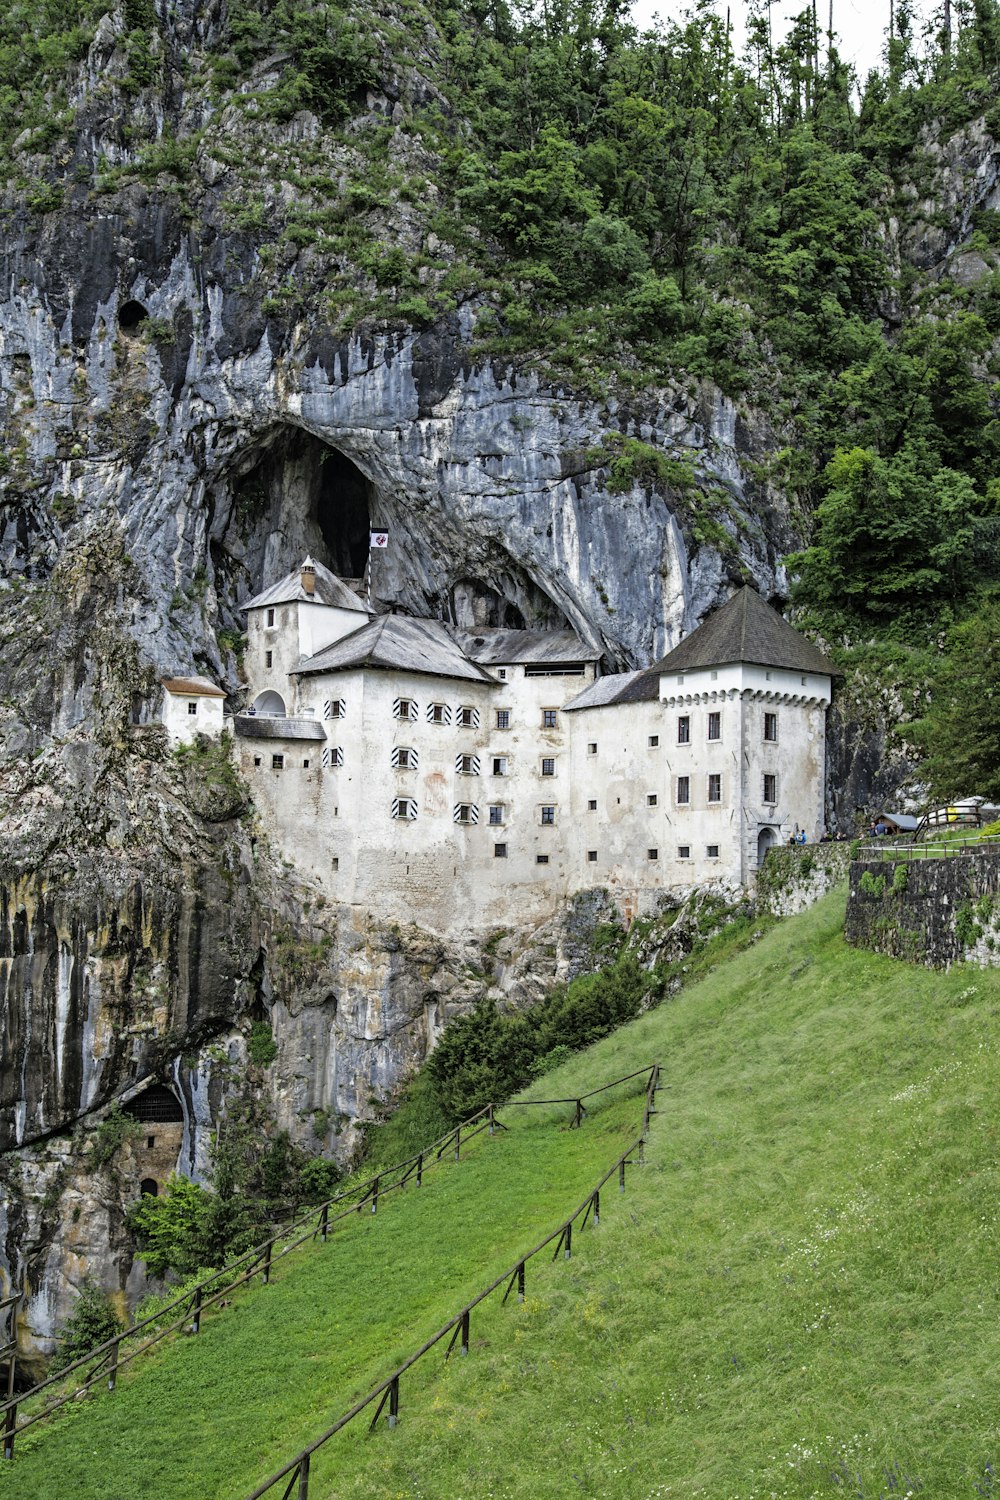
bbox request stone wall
[755,842,853,916]
[845,850,1000,967]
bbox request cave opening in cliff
[229,428,374,589]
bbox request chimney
[301,558,316,597]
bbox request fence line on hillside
[1,1291,22,1461]
[858,835,1000,864]
[0,1065,655,1459]
[244,1063,661,1500]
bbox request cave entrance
[229,429,374,589]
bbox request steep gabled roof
[241,560,370,614]
[454,627,601,667]
[652,587,839,678]
[293,615,498,684]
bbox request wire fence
[857,835,1000,864]
[0,1103,502,1456]
[0,1065,656,1461]
[244,1063,660,1500]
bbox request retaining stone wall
[756,842,853,916]
[845,850,1000,967]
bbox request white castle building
[177,560,835,933]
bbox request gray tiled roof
[454,627,600,666]
[242,560,370,614]
[563,671,646,712]
[652,588,839,678]
[234,716,326,741]
[294,615,498,684]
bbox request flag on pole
[369,529,389,550]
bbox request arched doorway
[757,827,778,867]
[139,1178,159,1197]
[252,690,286,716]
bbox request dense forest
[2,0,999,796]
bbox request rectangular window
[453,804,478,824]
[331,857,339,872]
[587,742,597,755]
[324,699,344,720]
[677,776,690,804]
[497,668,507,679]
[648,735,659,747]
[394,698,416,720]
[677,716,690,744]
[763,773,777,803]
[272,754,284,770]
[322,747,344,768]
[266,608,275,627]
[707,843,720,858]
[708,774,722,803]
[428,702,451,725]
[707,711,721,741]
[536,854,550,865]
[456,754,480,775]
[540,805,555,825]
[265,651,273,668]
[253,755,261,767]
[457,706,479,728]
[587,850,598,863]
[496,709,511,729]
[541,758,555,777]
[588,799,597,811]
[492,756,508,776]
[648,848,658,861]
[303,758,310,768]
[678,845,691,859]
[647,794,658,807]
[494,843,508,858]
[764,712,778,742]
[542,708,558,729]
[393,746,416,769]
[187,701,197,715]
[488,804,504,825]
[392,798,417,820]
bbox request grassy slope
[3,1094,640,1500]
[304,888,1000,1500]
[13,887,1000,1499]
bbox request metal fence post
[592,1189,600,1226]
[3,1402,15,1461]
[416,1153,423,1188]
[460,1310,470,1355]
[191,1285,202,1335]
[108,1337,120,1392]
[619,1159,626,1193]
[263,1242,272,1284]
[297,1452,310,1499]
[371,1176,380,1215]
[320,1204,329,1243]
[517,1262,525,1302]
[455,1128,461,1163]
[388,1375,399,1428]
[564,1222,572,1260]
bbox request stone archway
[253,690,286,716]
[757,827,778,867]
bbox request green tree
[911,596,1000,800]
[51,1282,124,1371]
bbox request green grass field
[9,887,1000,1499]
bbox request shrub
[248,1021,278,1067]
[891,863,909,894]
[51,1282,124,1371]
[859,870,887,899]
[91,1102,142,1167]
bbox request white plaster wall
[244,600,367,713]
[162,691,224,745]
